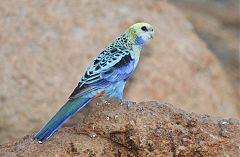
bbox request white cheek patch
[141,35,148,41]
[135,33,151,45]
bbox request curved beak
[150,31,155,39]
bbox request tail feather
[32,97,91,143]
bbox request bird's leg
[109,83,136,107]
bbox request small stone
[92,125,95,131]
[90,133,97,138]
[222,121,228,125]
[106,116,110,120]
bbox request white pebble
[106,116,110,120]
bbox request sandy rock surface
[1,101,239,157]
[0,0,239,144]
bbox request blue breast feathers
[135,36,145,45]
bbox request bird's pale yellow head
[127,22,154,45]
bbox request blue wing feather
[69,48,135,99]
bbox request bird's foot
[96,98,109,105]
[120,99,136,108]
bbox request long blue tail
[32,97,91,143]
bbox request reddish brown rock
[0,101,239,156]
[0,0,238,144]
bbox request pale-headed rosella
[32,22,155,143]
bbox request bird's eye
[141,26,148,32]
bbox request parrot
[32,22,155,144]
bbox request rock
[0,101,239,156]
[170,0,240,109]
[0,0,239,144]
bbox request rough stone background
[0,0,239,144]
[1,101,240,157]
[171,0,240,106]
